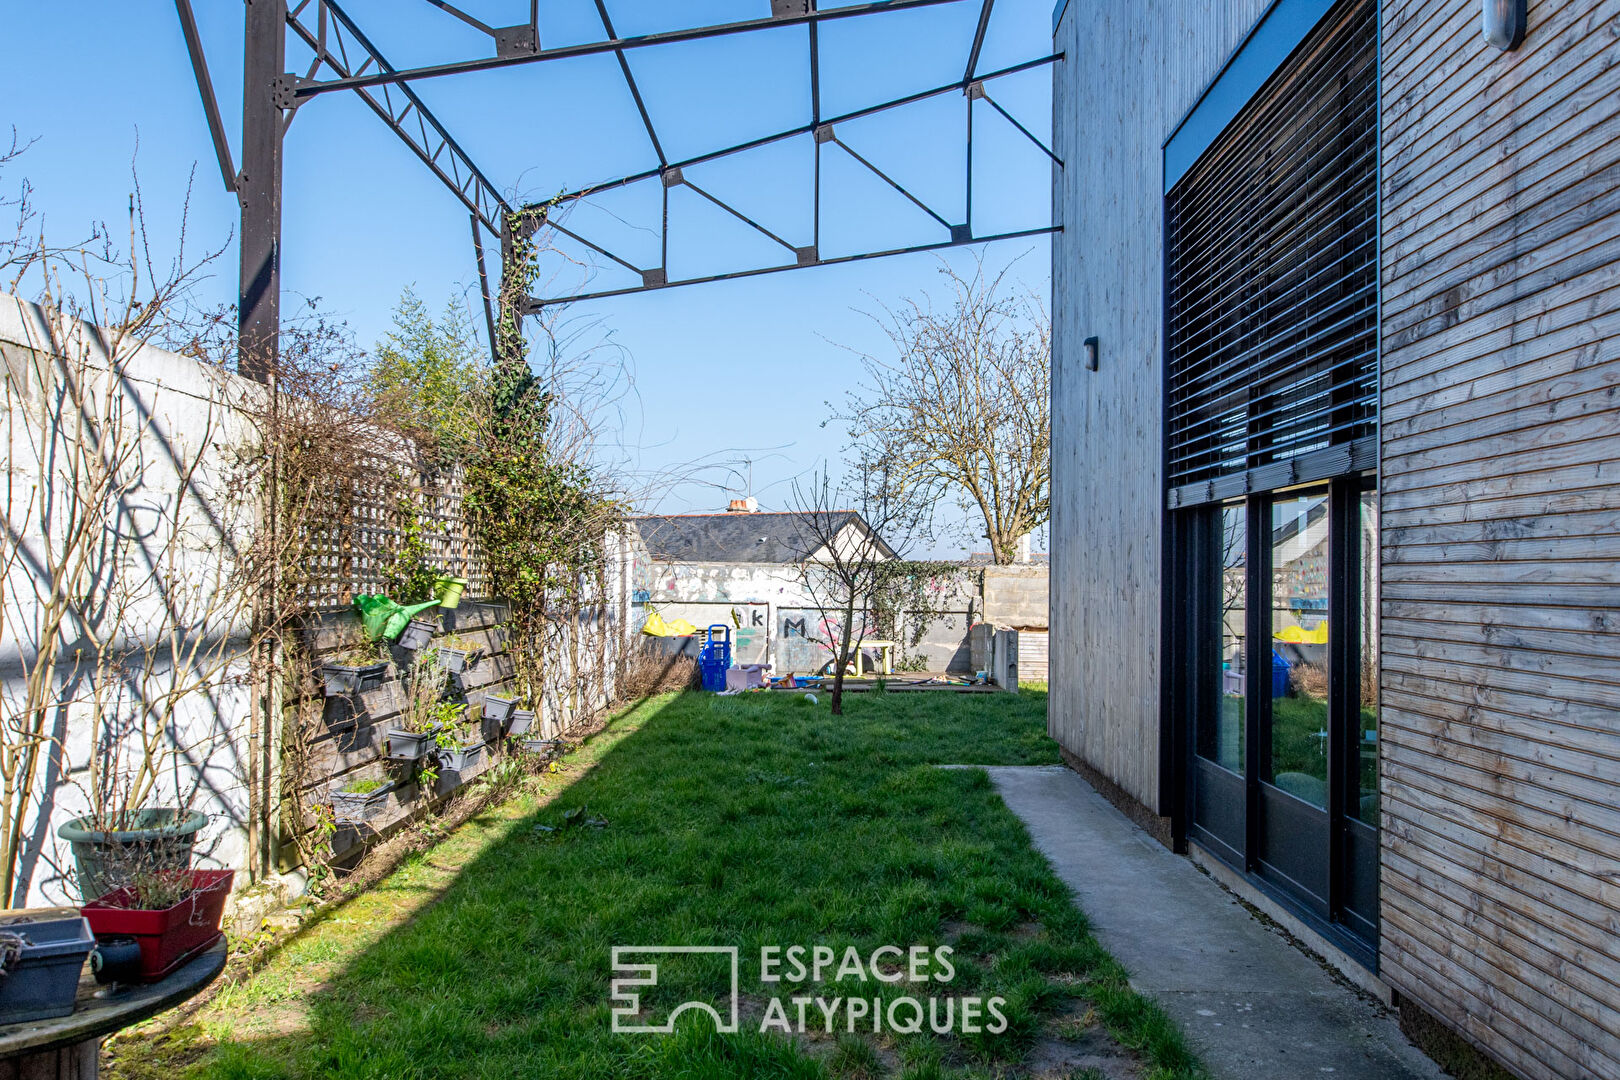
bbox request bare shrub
[1290,661,1329,700]
[616,645,699,700]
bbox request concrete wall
[629,543,980,674]
[981,565,1049,628]
[1049,0,1270,813]
[631,553,809,667]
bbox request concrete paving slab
[983,765,1445,1080]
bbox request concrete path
[984,765,1445,1080]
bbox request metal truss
[171,0,1061,378]
[284,0,511,235]
[521,51,1062,308]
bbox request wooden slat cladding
[1378,0,1620,1076]
[1050,0,1271,811]
[1164,0,1380,495]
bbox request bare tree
[833,255,1050,564]
[1,155,247,903]
[787,462,927,716]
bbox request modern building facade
[1049,0,1619,1076]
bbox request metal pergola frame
[173,0,1062,380]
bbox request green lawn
[112,687,1200,1080]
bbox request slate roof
[630,511,892,564]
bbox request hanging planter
[0,915,96,1023]
[57,808,208,902]
[433,575,468,610]
[481,694,515,725]
[321,660,389,697]
[519,737,559,757]
[330,779,395,825]
[80,869,234,984]
[395,618,437,652]
[437,741,485,775]
[383,728,436,763]
[508,708,536,736]
[437,646,480,675]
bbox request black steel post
[239,0,286,383]
[239,0,286,889]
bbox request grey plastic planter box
[0,916,95,1023]
[330,781,395,824]
[481,694,515,724]
[437,647,481,675]
[437,741,485,774]
[519,737,559,757]
[383,729,435,763]
[322,661,389,697]
[396,618,437,652]
[508,709,535,736]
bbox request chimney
[727,497,759,513]
[1016,532,1032,564]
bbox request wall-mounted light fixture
[1482,0,1525,51]
[1083,336,1099,372]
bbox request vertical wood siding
[1378,0,1620,1076]
[1050,0,1270,811]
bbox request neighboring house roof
[631,511,896,564]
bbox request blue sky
[3,0,1052,554]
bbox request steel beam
[238,0,286,384]
[524,54,1059,214]
[523,52,1061,306]
[287,0,510,236]
[291,0,969,99]
[175,0,238,193]
[525,225,1058,309]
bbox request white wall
[1,293,260,906]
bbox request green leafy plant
[122,868,205,910]
[381,491,442,603]
[330,625,387,667]
[339,778,388,796]
[367,288,486,461]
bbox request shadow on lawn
[115,686,1202,1080]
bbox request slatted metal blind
[1165,0,1377,506]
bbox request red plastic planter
[81,869,234,982]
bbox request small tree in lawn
[788,462,927,716]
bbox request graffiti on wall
[776,608,877,674]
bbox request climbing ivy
[870,560,972,669]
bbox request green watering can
[434,575,469,610]
[353,594,442,642]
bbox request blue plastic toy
[1271,649,1291,698]
[699,625,732,692]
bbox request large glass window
[1268,492,1330,807]
[1202,502,1247,772]
[1354,489,1379,821]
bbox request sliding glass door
[1183,479,1378,963]
[1164,0,1380,968]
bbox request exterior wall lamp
[1084,336,1099,372]
[1482,0,1526,50]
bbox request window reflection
[1203,502,1246,772]
[1269,492,1330,807]
[1355,489,1379,822]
